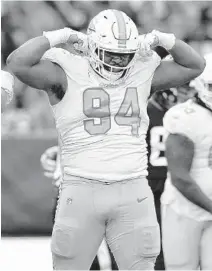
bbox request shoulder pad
[41,48,89,82]
[163,100,197,138]
[133,51,161,78]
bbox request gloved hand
[138,30,176,57]
[43,28,88,53]
[40,145,59,179]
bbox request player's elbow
[6,53,26,78]
[193,56,206,77]
[6,50,16,66]
[7,53,19,74]
[6,50,27,74]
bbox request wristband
[43,28,77,47]
[152,30,176,51]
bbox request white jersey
[161,99,212,221]
[42,48,161,181]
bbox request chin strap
[100,66,124,81]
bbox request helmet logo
[112,10,127,48]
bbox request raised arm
[165,134,212,214]
[150,31,206,92]
[6,28,88,93]
[7,36,66,91]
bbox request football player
[7,9,205,270]
[161,53,212,270]
[40,86,193,271]
[1,70,14,112]
[146,88,178,270]
[41,89,177,271]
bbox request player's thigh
[161,204,202,270]
[51,181,105,270]
[200,221,212,270]
[106,178,160,270]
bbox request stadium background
[1,1,212,269]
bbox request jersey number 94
[83,87,141,136]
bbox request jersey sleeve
[41,48,88,82]
[139,51,161,73]
[135,51,162,89]
[42,47,69,64]
[163,101,198,141]
[150,51,162,71]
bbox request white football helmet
[87,9,140,83]
[190,53,212,109]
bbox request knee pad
[51,221,77,258]
[134,224,161,259]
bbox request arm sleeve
[149,51,162,72]
[41,47,87,83]
[42,48,70,68]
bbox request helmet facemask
[190,77,212,110]
[88,39,138,82]
[196,53,212,110]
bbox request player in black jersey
[146,88,178,270]
[147,85,196,269]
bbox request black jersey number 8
[83,87,141,136]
